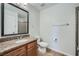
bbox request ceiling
[28,3,57,11]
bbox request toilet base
[38,47,47,53]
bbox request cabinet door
[4,46,26,56]
[27,41,37,56]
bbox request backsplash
[0,34,30,43]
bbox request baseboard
[47,47,72,56]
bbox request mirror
[1,3,29,36]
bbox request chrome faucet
[16,35,23,40]
[16,36,20,40]
[19,35,23,40]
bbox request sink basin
[15,39,28,43]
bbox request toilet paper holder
[53,38,58,41]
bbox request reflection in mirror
[2,3,29,36]
[18,13,27,33]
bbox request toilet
[36,36,48,53]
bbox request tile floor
[38,48,65,56]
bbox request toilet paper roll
[53,37,58,41]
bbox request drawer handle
[30,46,34,48]
[16,48,24,51]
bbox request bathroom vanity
[0,3,38,56]
[0,37,37,56]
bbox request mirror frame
[1,3,29,36]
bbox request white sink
[15,39,28,43]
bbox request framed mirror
[1,3,29,36]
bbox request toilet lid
[38,42,48,47]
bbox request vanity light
[16,3,28,6]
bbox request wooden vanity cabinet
[3,40,37,56]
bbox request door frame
[76,7,79,56]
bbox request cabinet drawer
[27,41,37,49]
[27,46,37,51]
[27,48,37,56]
[4,46,26,56]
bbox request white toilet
[36,36,48,53]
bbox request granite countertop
[0,36,37,55]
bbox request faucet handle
[20,35,24,38]
[16,36,19,39]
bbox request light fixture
[23,3,28,6]
[40,3,45,7]
[15,3,27,6]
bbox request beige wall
[26,4,40,37]
[0,4,1,36]
[40,3,79,55]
